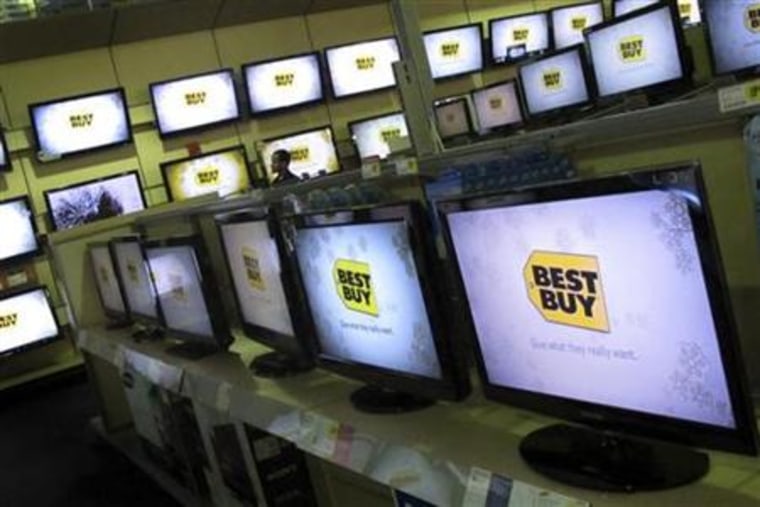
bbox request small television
[550,1,605,49]
[44,170,146,231]
[143,236,232,358]
[29,87,132,160]
[324,36,401,99]
[471,80,524,133]
[289,202,471,413]
[348,112,410,160]
[438,164,758,491]
[703,0,760,77]
[585,2,690,99]
[0,127,9,172]
[0,285,61,357]
[243,52,324,115]
[434,97,473,140]
[0,196,41,267]
[613,0,660,17]
[490,11,551,64]
[88,242,129,326]
[216,209,314,376]
[258,126,340,185]
[109,236,162,332]
[150,68,241,138]
[160,146,252,202]
[423,23,484,80]
[518,45,595,118]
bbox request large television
[585,2,690,99]
[243,52,324,115]
[88,242,129,326]
[258,126,340,185]
[44,170,146,231]
[150,69,241,138]
[348,112,409,160]
[490,11,551,64]
[0,285,61,357]
[434,97,473,140]
[438,164,758,491]
[324,36,401,99]
[160,146,252,202]
[703,0,760,77]
[0,127,9,172]
[550,1,605,49]
[289,202,471,413]
[29,88,132,160]
[0,196,41,267]
[216,209,313,376]
[109,236,162,332]
[423,23,484,80]
[471,80,524,133]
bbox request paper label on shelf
[395,157,419,176]
[215,381,233,414]
[299,412,340,458]
[6,271,28,287]
[462,467,494,507]
[76,330,89,350]
[361,159,382,179]
[508,482,590,507]
[719,78,760,113]
[112,346,126,373]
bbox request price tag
[112,346,126,374]
[719,78,760,113]
[395,157,419,176]
[361,158,382,179]
[216,381,233,414]
[6,271,28,287]
[462,467,492,507]
[300,412,340,458]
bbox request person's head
[271,149,292,178]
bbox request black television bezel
[242,51,326,116]
[470,79,526,133]
[28,87,133,160]
[612,0,661,18]
[215,208,315,361]
[43,169,147,232]
[142,235,232,351]
[287,201,471,403]
[87,241,130,323]
[0,195,42,268]
[489,10,552,65]
[701,0,759,78]
[323,35,401,100]
[0,126,10,172]
[159,145,254,202]
[347,110,410,160]
[422,22,485,81]
[108,235,163,327]
[0,284,62,359]
[434,97,474,140]
[549,0,605,50]
[437,163,759,456]
[258,124,342,185]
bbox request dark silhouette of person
[270,149,296,185]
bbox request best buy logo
[334,259,377,317]
[185,91,207,106]
[618,35,646,63]
[99,266,110,284]
[195,168,220,187]
[380,127,402,143]
[513,27,530,42]
[524,251,609,332]
[275,73,295,87]
[745,4,760,32]
[441,42,460,58]
[356,56,376,70]
[69,113,93,129]
[169,273,187,302]
[291,146,310,162]
[0,313,18,329]
[571,16,588,31]
[242,246,265,291]
[489,97,503,110]
[678,1,692,17]
[542,68,563,91]
[126,261,139,283]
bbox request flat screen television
[438,164,758,491]
[29,87,132,160]
[471,80,524,133]
[0,285,61,357]
[288,202,471,413]
[243,52,324,115]
[44,170,146,231]
[490,11,551,64]
[518,44,595,118]
[109,236,162,333]
[434,98,473,140]
[613,0,660,17]
[88,242,129,326]
[348,111,409,160]
[144,235,231,358]
[160,146,252,202]
[0,127,9,172]
[703,0,760,77]
[550,1,605,49]
[0,196,41,267]
[324,36,401,99]
[585,2,690,99]
[216,209,314,376]
[423,23,484,80]
[150,69,240,138]
[258,126,340,185]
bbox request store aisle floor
[0,370,180,507]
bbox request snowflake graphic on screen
[53,188,124,230]
[652,193,695,274]
[668,341,731,425]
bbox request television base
[132,326,164,342]
[249,352,313,378]
[105,319,132,330]
[165,342,221,361]
[350,385,434,414]
[519,424,709,492]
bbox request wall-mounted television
[0,285,61,357]
[160,146,252,202]
[490,12,551,64]
[471,80,524,132]
[29,88,132,160]
[550,1,605,49]
[434,98,473,140]
[324,36,401,99]
[44,170,146,232]
[258,126,340,185]
[0,196,41,267]
[0,128,9,172]
[150,69,240,138]
[613,0,660,17]
[423,23,484,80]
[703,0,760,76]
[348,111,409,160]
[243,52,324,115]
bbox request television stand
[350,385,434,414]
[165,342,222,360]
[132,326,164,342]
[249,352,313,378]
[519,424,709,492]
[105,319,132,330]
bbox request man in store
[270,149,296,185]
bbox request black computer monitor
[0,196,41,268]
[434,97,473,140]
[160,146,253,202]
[470,80,525,134]
[550,1,605,49]
[703,0,760,77]
[88,242,130,327]
[423,23,484,80]
[242,52,324,115]
[490,11,551,64]
[348,111,410,160]
[0,285,61,358]
[109,236,162,334]
[439,164,758,491]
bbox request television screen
[89,244,127,319]
[519,46,593,116]
[0,196,40,267]
[0,286,60,356]
[0,128,9,172]
[490,12,551,64]
[471,81,524,131]
[44,171,146,231]
[349,112,409,160]
[613,0,660,17]
[161,146,251,201]
[434,98,472,139]
[551,2,605,49]
[586,3,686,98]
[150,69,240,137]
[423,24,484,79]
[325,37,401,98]
[110,238,159,323]
[703,0,760,76]
[259,127,340,184]
[243,52,324,114]
[29,88,131,159]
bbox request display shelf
[0,352,83,392]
